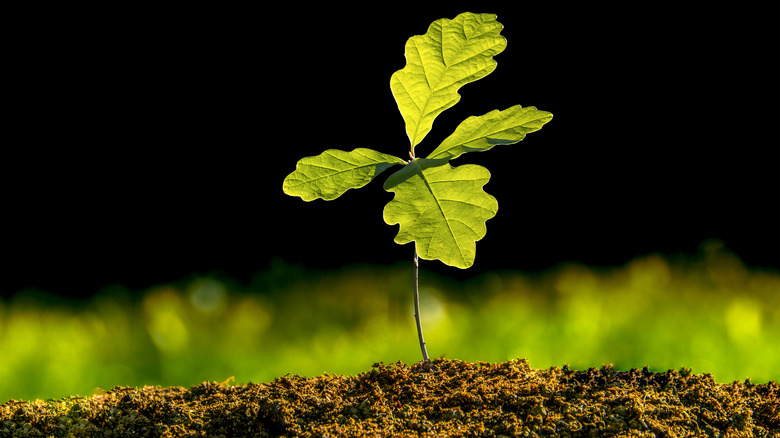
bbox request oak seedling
[283,12,553,360]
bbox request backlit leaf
[283,148,405,201]
[427,105,553,160]
[383,159,498,268]
[391,13,506,152]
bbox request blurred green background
[1,240,778,402]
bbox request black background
[1,3,778,298]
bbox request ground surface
[2,359,778,437]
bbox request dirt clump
[2,358,778,437]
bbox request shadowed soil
[2,358,779,437]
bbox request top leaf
[390,12,507,152]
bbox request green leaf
[283,148,405,201]
[427,105,553,160]
[383,159,498,268]
[390,12,507,152]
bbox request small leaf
[391,12,506,151]
[427,105,553,160]
[283,148,405,201]
[383,159,498,268]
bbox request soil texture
[2,358,778,437]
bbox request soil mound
[2,358,778,437]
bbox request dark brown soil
[2,359,778,437]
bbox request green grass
[2,241,778,401]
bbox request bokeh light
[1,241,778,401]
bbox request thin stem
[413,250,429,361]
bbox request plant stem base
[413,251,429,361]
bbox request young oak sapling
[283,12,552,360]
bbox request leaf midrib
[416,164,467,265]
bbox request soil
[2,358,778,437]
